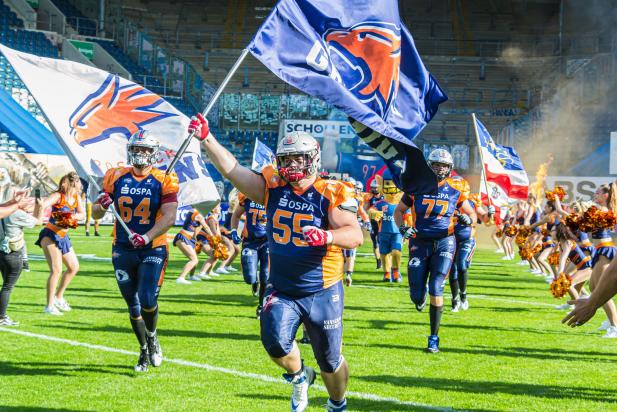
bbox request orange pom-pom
[548,251,560,266]
[504,225,518,237]
[550,273,572,298]
[52,211,78,229]
[496,229,503,238]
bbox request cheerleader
[36,172,85,315]
[173,208,209,284]
[553,223,592,308]
[530,202,559,280]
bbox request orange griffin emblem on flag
[68,74,177,147]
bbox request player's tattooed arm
[327,205,363,249]
[144,201,178,241]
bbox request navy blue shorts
[342,248,356,258]
[450,237,476,281]
[591,246,616,268]
[260,281,344,373]
[407,236,456,303]
[173,232,196,248]
[241,240,269,286]
[112,245,168,318]
[35,228,72,255]
[378,232,402,254]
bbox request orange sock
[393,268,400,279]
[384,271,391,279]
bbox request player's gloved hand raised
[302,225,333,247]
[487,205,495,216]
[96,192,113,209]
[458,213,473,226]
[230,229,241,245]
[398,224,417,239]
[188,113,210,141]
[129,232,150,248]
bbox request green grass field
[1,227,616,411]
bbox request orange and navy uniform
[566,240,592,270]
[238,192,267,244]
[174,209,203,247]
[102,166,179,249]
[401,177,468,240]
[261,166,355,296]
[36,192,81,255]
[103,166,178,318]
[577,231,595,256]
[47,193,80,236]
[591,227,616,267]
[259,166,356,374]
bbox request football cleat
[284,366,316,412]
[426,335,440,353]
[252,282,259,296]
[215,267,229,274]
[461,300,469,311]
[326,398,347,412]
[134,347,150,372]
[451,300,461,313]
[146,332,163,367]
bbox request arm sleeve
[161,172,180,204]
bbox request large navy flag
[248,0,447,194]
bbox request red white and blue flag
[474,115,529,219]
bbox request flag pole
[14,95,133,235]
[0,47,133,234]
[471,113,492,208]
[165,48,250,175]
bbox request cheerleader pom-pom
[548,251,560,266]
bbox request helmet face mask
[276,132,320,183]
[370,179,379,194]
[128,130,160,168]
[427,149,453,181]
[382,180,399,195]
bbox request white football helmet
[370,179,379,194]
[427,148,453,181]
[276,131,321,182]
[127,130,160,168]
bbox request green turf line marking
[0,327,457,411]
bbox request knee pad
[315,353,342,374]
[128,304,141,318]
[260,333,293,359]
[137,290,158,311]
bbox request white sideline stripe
[0,327,455,412]
[353,285,556,308]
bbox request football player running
[364,179,384,269]
[342,178,370,287]
[92,130,179,372]
[189,114,363,412]
[395,149,476,353]
[231,192,269,318]
[373,173,406,283]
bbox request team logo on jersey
[409,257,421,267]
[68,74,177,147]
[324,22,401,117]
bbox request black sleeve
[401,194,413,207]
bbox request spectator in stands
[0,187,44,326]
